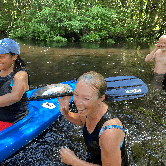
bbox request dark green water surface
[0,39,165,166]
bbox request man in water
[145,35,166,88]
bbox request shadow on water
[0,37,165,166]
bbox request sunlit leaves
[0,0,165,42]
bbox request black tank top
[83,111,128,165]
[0,70,29,123]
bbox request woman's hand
[60,146,77,165]
[58,96,71,116]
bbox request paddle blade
[105,76,148,101]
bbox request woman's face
[73,80,102,116]
[0,53,17,71]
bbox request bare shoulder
[155,49,163,56]
[102,118,123,128]
[14,71,28,80]
[99,118,125,148]
[13,71,29,92]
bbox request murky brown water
[0,38,165,166]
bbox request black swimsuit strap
[0,72,15,87]
[6,72,15,79]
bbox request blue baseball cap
[0,38,20,55]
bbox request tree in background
[0,0,165,43]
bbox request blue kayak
[0,80,76,162]
[0,76,148,162]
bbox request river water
[0,38,165,166]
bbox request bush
[8,5,130,42]
[9,7,66,41]
[2,0,164,43]
[80,32,101,42]
[107,39,115,44]
[52,36,67,42]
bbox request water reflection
[0,39,165,165]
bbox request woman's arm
[0,71,29,107]
[58,96,85,126]
[64,111,85,126]
[99,118,125,166]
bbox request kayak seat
[0,121,13,132]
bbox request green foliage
[0,0,165,42]
[80,32,101,43]
[52,36,67,43]
[107,39,115,44]
[79,6,126,42]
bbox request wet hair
[77,71,107,98]
[9,52,27,72]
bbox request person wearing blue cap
[0,38,29,131]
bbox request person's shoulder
[155,49,162,56]
[99,118,125,151]
[102,118,123,128]
[14,71,28,80]
[100,118,124,138]
[99,118,124,143]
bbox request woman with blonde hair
[58,71,128,166]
